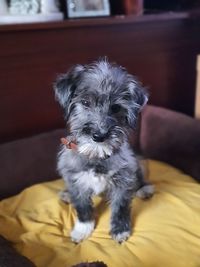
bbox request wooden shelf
[0,11,193,32]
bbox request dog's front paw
[59,189,70,203]
[111,230,131,243]
[70,220,95,243]
[136,184,155,200]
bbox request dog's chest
[73,169,108,195]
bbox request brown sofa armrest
[1,105,199,200]
[140,105,200,180]
[0,129,65,200]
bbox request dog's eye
[111,104,121,113]
[81,100,90,107]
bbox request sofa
[0,105,200,267]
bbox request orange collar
[60,137,77,150]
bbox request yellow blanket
[1,160,200,267]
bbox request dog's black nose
[92,132,107,142]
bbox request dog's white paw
[70,220,95,243]
[112,231,131,243]
[136,184,155,199]
[59,190,70,203]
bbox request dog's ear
[53,64,84,110]
[126,78,148,129]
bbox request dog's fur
[54,60,154,243]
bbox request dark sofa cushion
[0,129,65,200]
[140,105,200,181]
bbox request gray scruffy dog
[54,59,154,244]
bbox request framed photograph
[67,0,110,18]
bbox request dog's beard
[77,127,125,159]
[78,140,112,159]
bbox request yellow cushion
[1,160,200,267]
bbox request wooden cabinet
[1,12,200,143]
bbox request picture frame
[67,0,110,18]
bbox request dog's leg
[70,190,94,243]
[135,166,155,199]
[110,189,132,243]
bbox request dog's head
[54,60,148,159]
